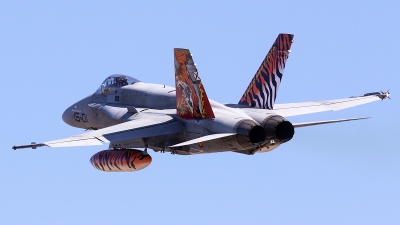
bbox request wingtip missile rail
[362,90,391,100]
[350,90,391,100]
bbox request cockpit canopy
[95,75,140,94]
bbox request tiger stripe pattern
[238,34,294,109]
[90,149,152,172]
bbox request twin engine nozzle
[235,115,294,148]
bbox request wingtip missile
[352,90,391,100]
[12,142,46,150]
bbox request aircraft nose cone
[62,108,73,126]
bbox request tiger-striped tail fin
[238,33,294,109]
[174,48,215,119]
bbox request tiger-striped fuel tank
[90,149,152,172]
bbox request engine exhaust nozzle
[275,121,294,141]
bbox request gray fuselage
[62,81,287,155]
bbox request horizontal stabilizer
[169,133,236,147]
[293,117,370,128]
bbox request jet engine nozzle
[275,120,295,141]
[90,149,152,172]
[235,120,266,148]
[248,125,267,143]
[262,115,294,143]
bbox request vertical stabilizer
[239,33,294,109]
[174,48,215,119]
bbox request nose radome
[62,108,73,126]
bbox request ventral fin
[174,48,215,119]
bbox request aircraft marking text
[74,112,88,122]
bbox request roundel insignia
[198,142,203,148]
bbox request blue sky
[1,1,399,224]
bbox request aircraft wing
[241,93,388,117]
[13,113,185,149]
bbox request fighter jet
[12,34,390,172]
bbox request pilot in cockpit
[115,77,128,87]
[95,75,140,94]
